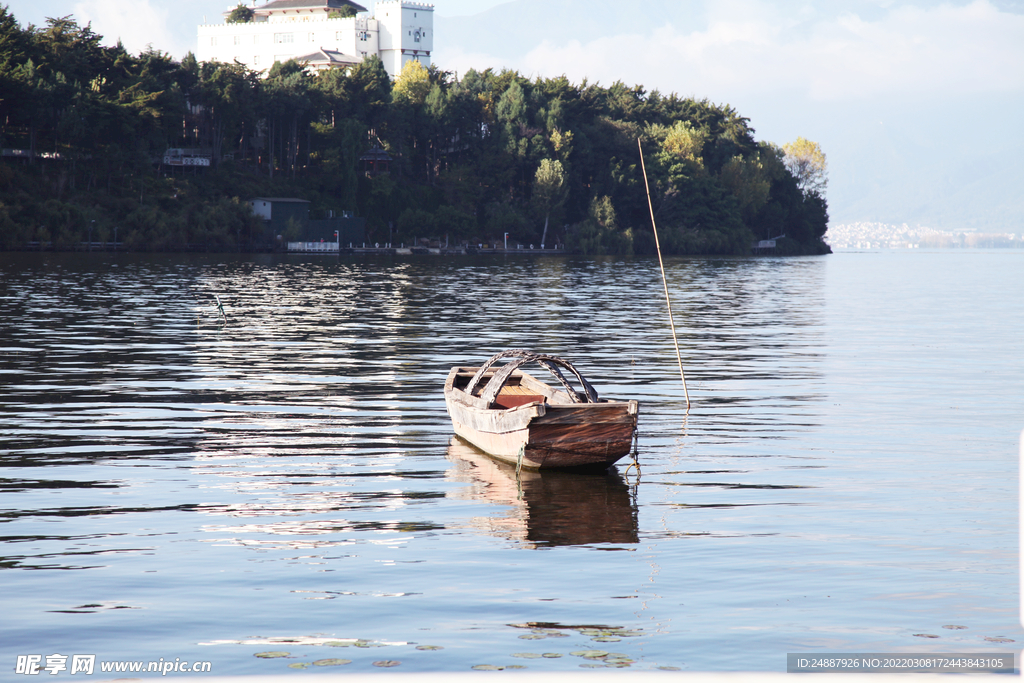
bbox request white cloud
[450,0,1024,103]
[72,0,186,56]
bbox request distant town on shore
[826,223,1023,250]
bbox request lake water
[1,249,1021,675]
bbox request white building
[196,0,433,77]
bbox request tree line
[0,7,830,254]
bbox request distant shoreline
[826,222,1022,250]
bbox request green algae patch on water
[254,651,290,659]
[355,640,389,648]
[416,645,443,650]
[372,660,401,667]
[312,658,351,666]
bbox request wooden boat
[443,350,639,470]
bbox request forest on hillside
[0,8,830,254]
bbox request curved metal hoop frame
[465,349,600,406]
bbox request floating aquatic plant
[912,634,939,639]
[312,659,351,667]
[254,652,290,658]
[512,653,543,659]
[471,664,503,670]
[942,625,968,630]
[372,660,400,667]
[416,645,443,651]
[287,663,310,669]
[355,640,388,648]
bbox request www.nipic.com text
[15,655,212,676]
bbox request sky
[5,0,1024,229]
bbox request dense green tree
[328,5,358,18]
[226,5,254,23]
[533,158,566,247]
[782,136,828,197]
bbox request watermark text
[16,655,212,676]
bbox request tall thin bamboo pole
[638,138,690,409]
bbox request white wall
[251,199,272,221]
[375,0,434,76]
[197,2,432,77]
[197,16,382,73]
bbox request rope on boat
[466,349,600,406]
[623,426,641,478]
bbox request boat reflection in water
[445,437,639,548]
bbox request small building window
[234,35,242,45]
[274,32,295,43]
[211,37,217,46]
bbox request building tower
[376,0,433,76]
